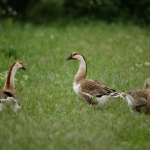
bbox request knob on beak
[22,66,26,70]
[66,54,72,60]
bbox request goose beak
[66,54,72,60]
[22,66,26,70]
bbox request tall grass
[0,21,150,150]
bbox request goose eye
[74,54,77,56]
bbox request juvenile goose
[121,89,150,115]
[143,77,150,89]
[66,52,120,108]
[0,61,26,112]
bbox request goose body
[66,52,120,108]
[143,77,150,89]
[0,61,26,112]
[121,89,150,115]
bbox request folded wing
[80,79,116,97]
[0,89,19,102]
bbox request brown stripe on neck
[74,52,87,82]
[75,52,87,75]
[80,53,87,75]
[4,62,16,90]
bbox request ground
[0,21,150,150]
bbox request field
[0,21,150,150]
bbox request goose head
[66,52,85,62]
[66,52,87,81]
[12,61,26,70]
[3,61,26,91]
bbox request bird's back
[0,89,19,102]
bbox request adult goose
[121,90,150,115]
[0,61,26,112]
[66,52,120,108]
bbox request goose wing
[130,90,148,106]
[80,79,116,96]
[0,89,19,102]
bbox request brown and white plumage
[0,89,19,101]
[143,77,150,89]
[0,61,26,112]
[121,89,150,115]
[66,52,120,107]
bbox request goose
[143,77,150,89]
[121,90,150,115]
[0,61,26,112]
[66,52,120,108]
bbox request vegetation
[0,0,150,25]
[0,21,150,149]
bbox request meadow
[0,21,150,150]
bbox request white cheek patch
[75,55,86,69]
[76,55,83,61]
[15,62,22,69]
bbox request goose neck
[75,57,87,83]
[3,65,17,91]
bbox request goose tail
[119,92,127,99]
[109,92,128,99]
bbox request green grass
[0,21,150,150]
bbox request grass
[0,21,150,150]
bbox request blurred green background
[1,1,150,150]
[0,0,150,25]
